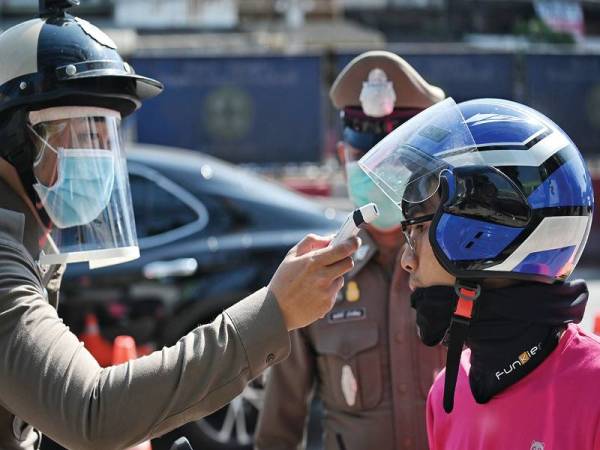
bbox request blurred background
[4,0,600,449]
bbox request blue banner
[130,55,323,163]
[524,54,600,156]
[130,52,599,162]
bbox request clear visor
[27,106,139,269]
[358,98,483,219]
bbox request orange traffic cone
[594,315,600,336]
[112,336,152,450]
[112,335,138,364]
[80,314,113,367]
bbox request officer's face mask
[345,149,403,231]
[31,145,115,229]
[26,106,139,269]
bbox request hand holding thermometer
[330,203,379,247]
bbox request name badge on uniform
[341,364,358,406]
[327,307,366,324]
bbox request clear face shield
[358,98,484,222]
[28,106,138,269]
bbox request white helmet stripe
[0,19,44,87]
[443,131,570,167]
[485,215,592,272]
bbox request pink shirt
[427,324,600,450]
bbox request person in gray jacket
[0,2,358,450]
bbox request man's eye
[415,225,424,233]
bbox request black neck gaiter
[411,280,588,404]
[410,286,457,346]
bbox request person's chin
[408,276,435,291]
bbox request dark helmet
[0,0,163,186]
[0,0,162,117]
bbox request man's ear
[336,141,346,165]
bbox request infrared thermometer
[330,203,379,247]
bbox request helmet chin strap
[0,158,38,217]
[0,157,58,254]
[443,280,481,413]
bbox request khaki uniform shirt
[255,233,446,450]
[0,181,291,450]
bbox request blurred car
[47,144,341,450]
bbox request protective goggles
[342,106,423,135]
[401,214,435,253]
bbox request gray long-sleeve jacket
[0,182,291,450]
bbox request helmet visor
[28,106,138,269]
[358,98,482,219]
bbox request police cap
[330,51,445,151]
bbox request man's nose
[400,244,417,273]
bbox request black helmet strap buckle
[39,0,80,18]
[443,280,481,413]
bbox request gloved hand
[268,234,359,331]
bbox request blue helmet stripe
[513,245,576,278]
[527,156,593,209]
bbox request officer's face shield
[358,98,483,221]
[27,106,138,269]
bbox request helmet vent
[465,231,484,249]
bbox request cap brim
[61,70,164,101]
[132,74,164,100]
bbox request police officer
[0,2,358,449]
[255,51,446,450]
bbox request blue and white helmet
[359,98,594,284]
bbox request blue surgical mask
[346,162,403,230]
[34,148,115,229]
